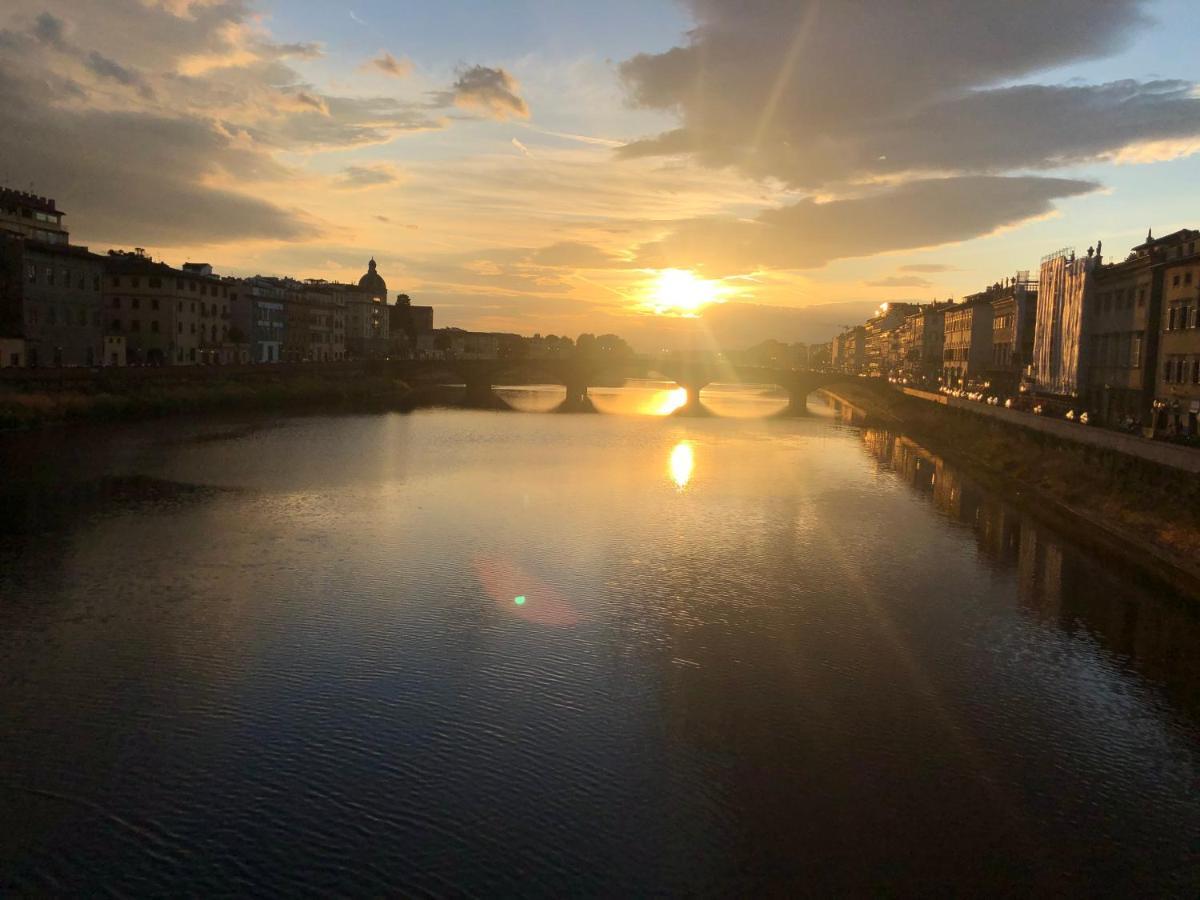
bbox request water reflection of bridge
[395,357,855,416]
[862,427,1200,720]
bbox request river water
[1,383,1198,895]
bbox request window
[189,348,196,362]
[178,322,182,334]
[1194,360,1200,385]
[111,296,120,309]
[149,277,161,288]
[26,264,36,283]
[48,307,57,325]
[1173,274,1181,287]
[60,267,68,285]
[151,320,160,334]
[111,276,120,287]
[1131,333,1142,368]
[45,266,55,285]
[176,279,184,290]
[131,320,141,332]
[151,298,160,311]
[131,277,140,288]
[93,276,100,291]
[110,319,120,332]
[1138,288,1146,307]
[131,297,140,310]
[190,322,196,334]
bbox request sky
[2,0,1199,350]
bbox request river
[1,382,1198,895]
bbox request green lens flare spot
[514,595,526,606]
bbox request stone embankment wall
[900,387,1200,474]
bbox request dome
[357,257,387,300]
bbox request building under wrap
[1031,249,1098,398]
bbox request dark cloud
[618,0,1200,188]
[439,65,530,120]
[32,11,67,49]
[370,51,412,78]
[0,68,317,246]
[85,50,152,96]
[633,176,1098,275]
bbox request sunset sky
[2,0,1199,349]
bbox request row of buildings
[831,229,1200,435]
[0,186,435,369]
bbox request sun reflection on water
[669,441,695,489]
[651,387,688,416]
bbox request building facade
[1031,247,1100,399]
[0,188,69,245]
[1154,231,1200,434]
[987,274,1038,392]
[230,277,287,363]
[1,238,106,367]
[344,259,389,359]
[864,303,917,377]
[942,295,994,387]
[1084,238,1160,426]
[103,252,234,365]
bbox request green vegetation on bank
[826,380,1200,587]
[0,373,412,430]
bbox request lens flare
[669,441,695,489]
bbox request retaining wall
[900,387,1200,474]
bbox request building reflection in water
[861,426,1200,720]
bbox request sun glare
[669,441,695,489]
[648,269,724,316]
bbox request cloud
[511,137,534,158]
[900,263,953,273]
[0,56,317,247]
[85,50,153,95]
[31,11,67,49]
[335,164,403,189]
[633,176,1098,275]
[441,65,530,120]
[618,0,1200,188]
[866,275,934,288]
[369,51,412,79]
[529,241,628,269]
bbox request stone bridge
[393,356,853,416]
[650,361,855,416]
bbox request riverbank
[822,380,1200,595]
[0,369,413,430]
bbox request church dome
[358,257,387,299]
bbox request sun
[647,269,724,316]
